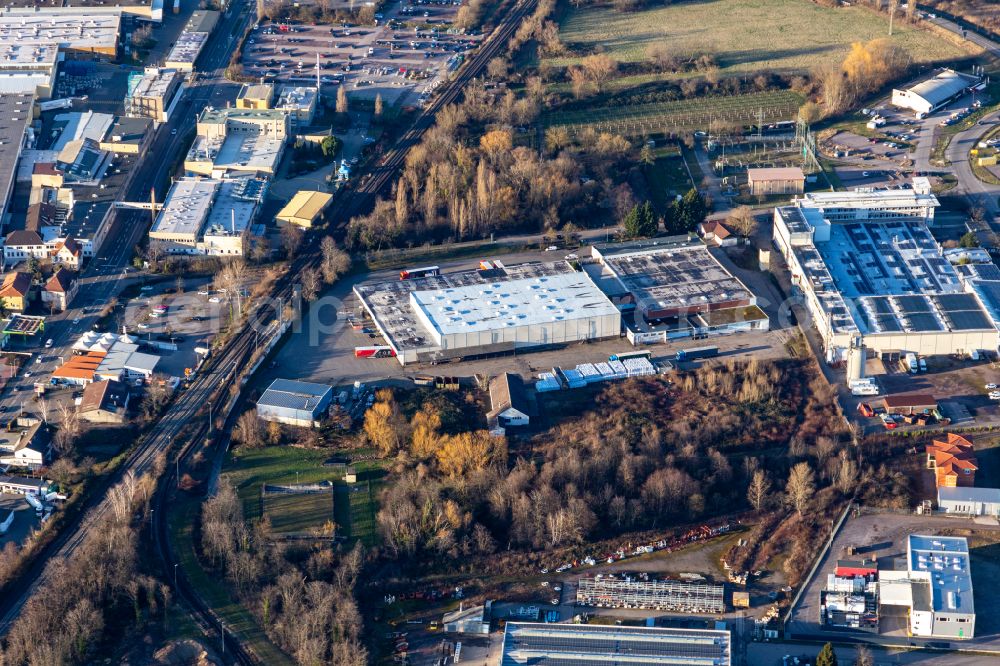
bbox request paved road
[749,641,998,666]
[944,108,1000,221]
[0,0,258,639]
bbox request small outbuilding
[275,190,333,228]
[487,373,531,431]
[257,379,334,428]
[443,602,491,635]
[747,167,805,196]
[698,220,737,247]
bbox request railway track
[0,0,538,658]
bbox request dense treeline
[373,358,851,563]
[347,84,638,248]
[1,471,165,665]
[201,482,368,665]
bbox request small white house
[487,373,531,431]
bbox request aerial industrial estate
[0,0,998,665]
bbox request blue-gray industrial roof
[500,622,730,666]
[258,379,333,411]
[938,486,1000,504]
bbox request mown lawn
[225,445,383,545]
[263,490,334,536]
[545,0,967,75]
[225,446,338,520]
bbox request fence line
[783,502,855,636]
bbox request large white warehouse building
[773,183,1000,362]
[355,262,621,365]
[891,69,980,116]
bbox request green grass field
[262,490,334,536]
[225,446,382,545]
[546,0,967,75]
[334,482,380,546]
[644,147,694,212]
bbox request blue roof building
[256,379,333,428]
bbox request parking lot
[122,280,231,378]
[841,355,1000,436]
[242,1,482,106]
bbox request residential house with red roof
[51,236,82,269]
[0,271,32,312]
[42,267,78,312]
[926,433,978,488]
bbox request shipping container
[675,345,718,361]
[609,350,652,362]
[354,345,396,358]
[399,265,440,280]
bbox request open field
[225,446,382,545]
[226,446,340,520]
[262,488,334,537]
[545,0,969,74]
[335,481,380,546]
[544,89,805,136]
[643,147,694,212]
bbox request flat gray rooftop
[597,243,753,316]
[817,221,995,335]
[500,622,731,666]
[0,93,34,224]
[823,221,960,298]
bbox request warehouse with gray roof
[257,379,333,428]
[500,622,731,666]
[891,69,981,116]
[354,261,621,366]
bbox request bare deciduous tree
[319,236,351,284]
[336,84,348,114]
[234,410,263,448]
[747,469,771,511]
[786,462,816,516]
[580,54,617,93]
[301,267,320,301]
[726,205,758,240]
[835,452,859,495]
[280,224,304,258]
